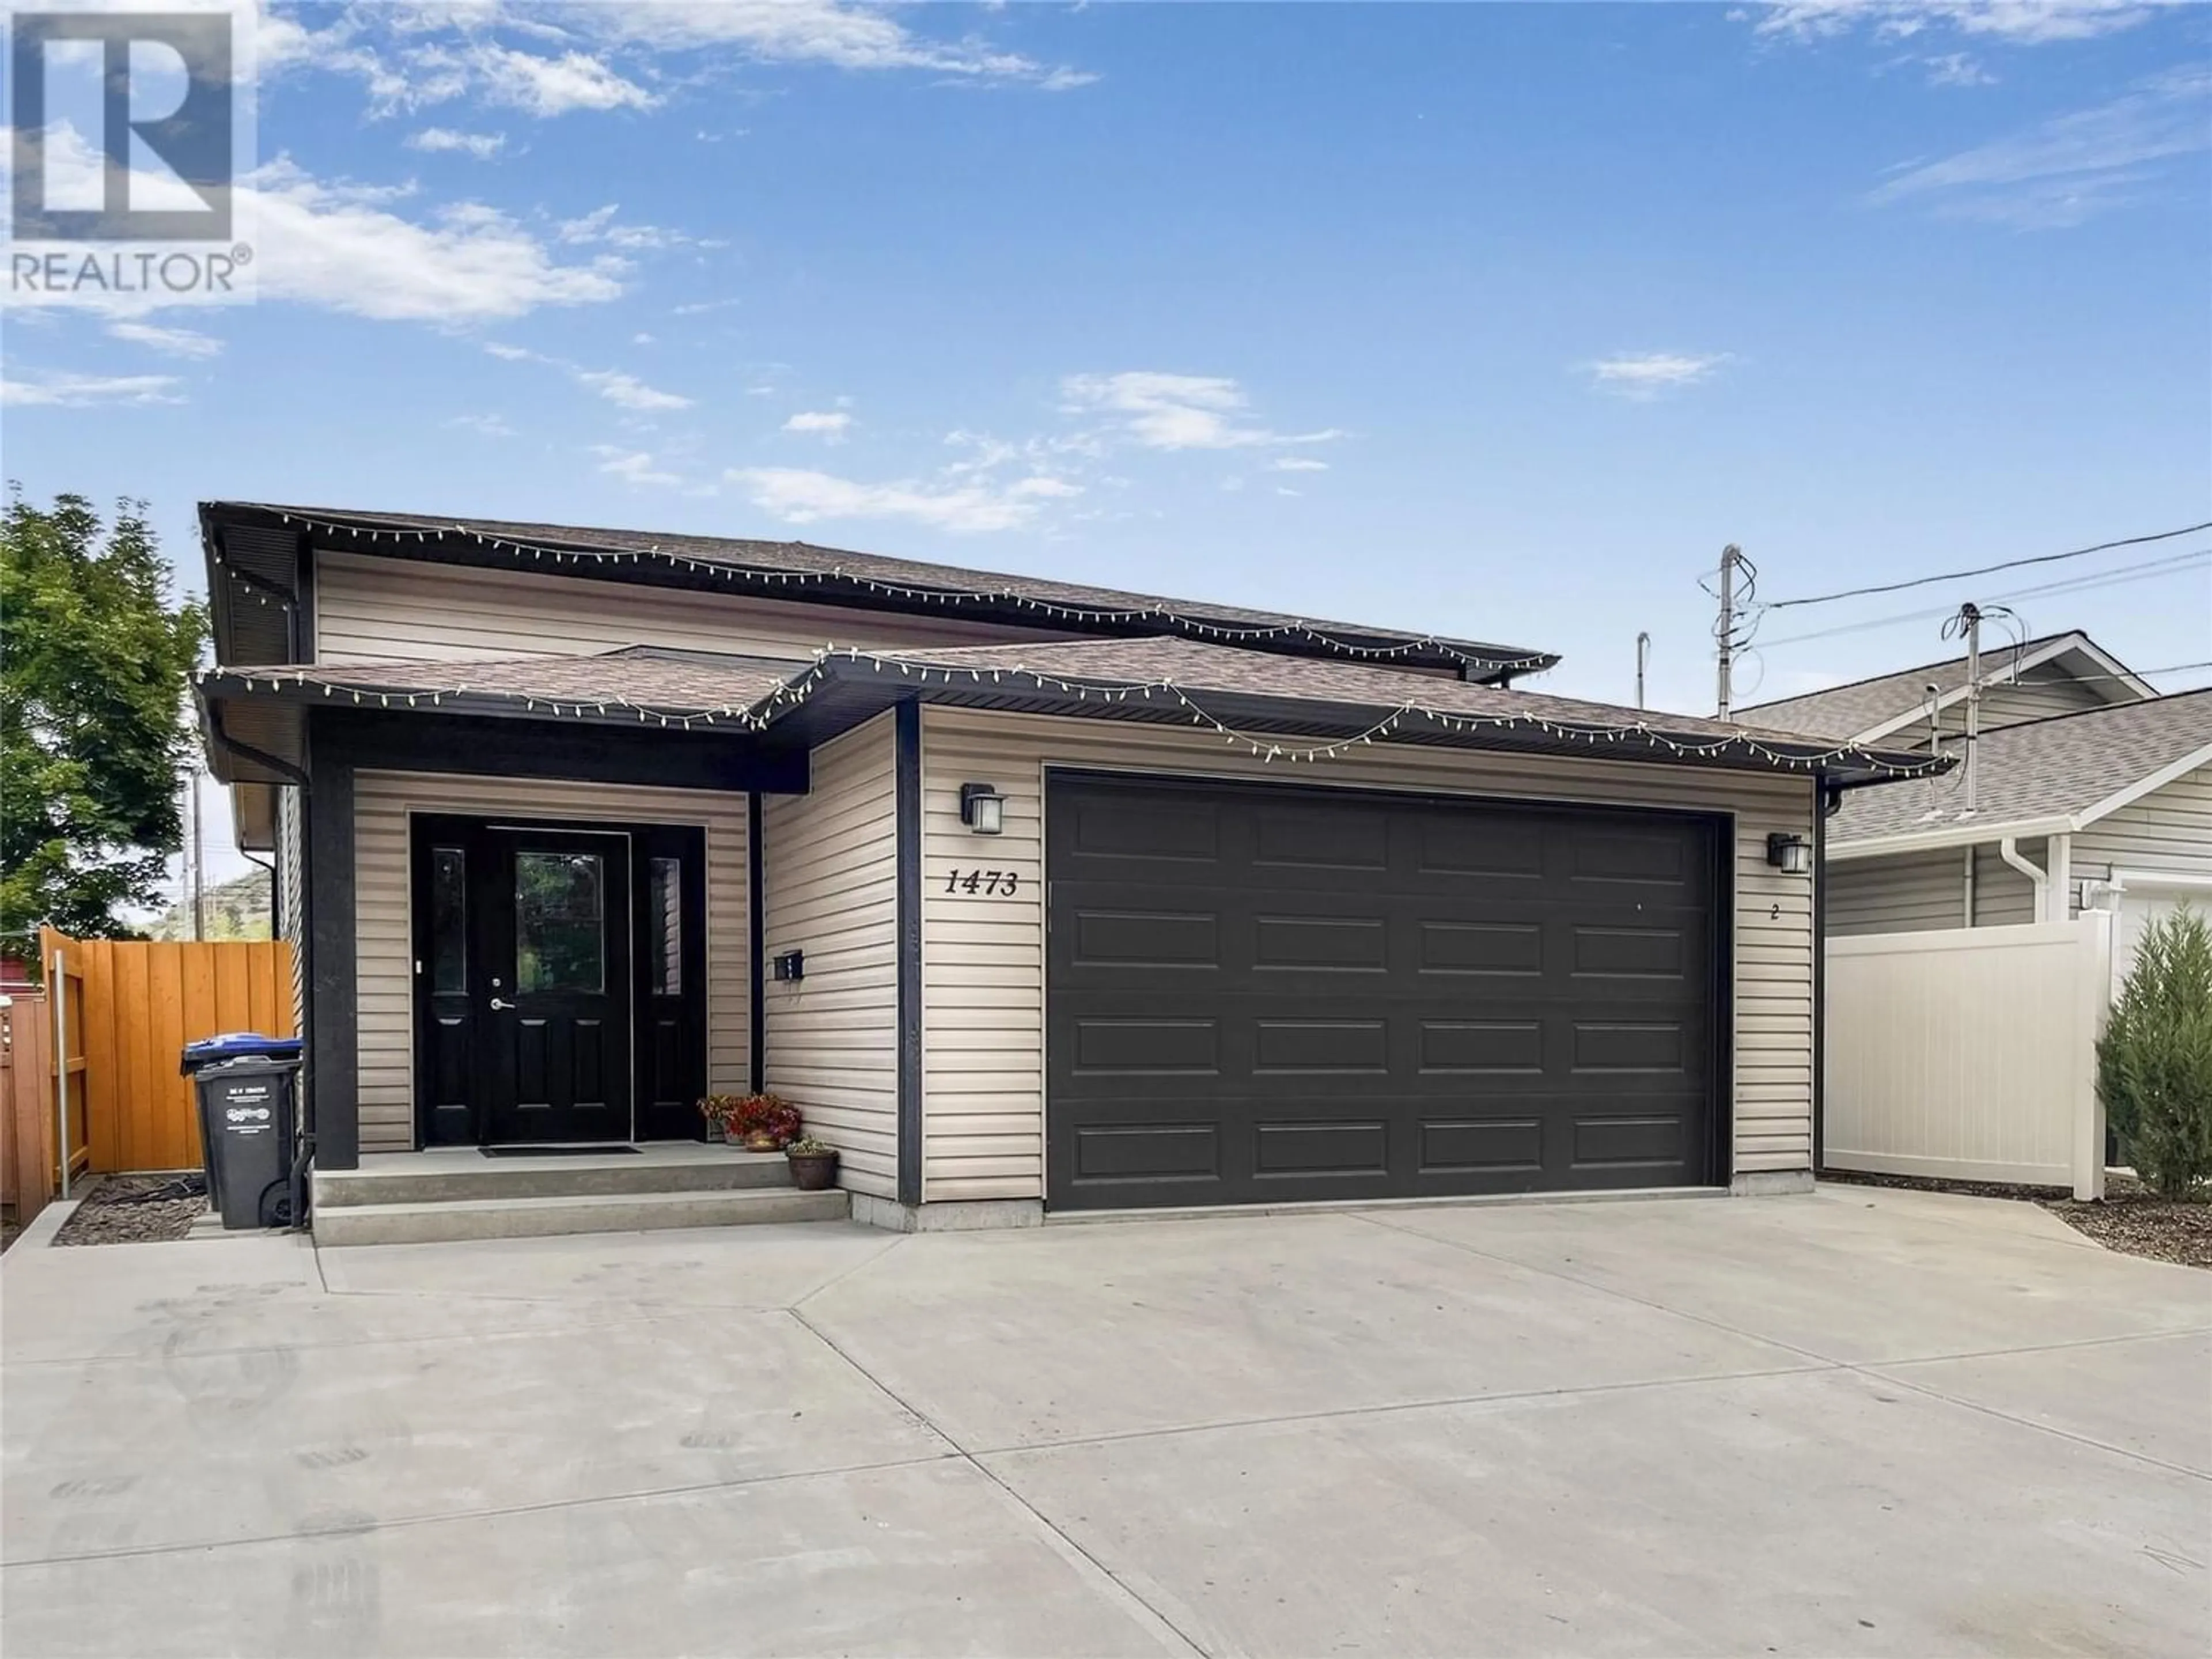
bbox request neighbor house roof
[198,500,1558,684]
[1740,630,2152,743]
[199,636,1944,790]
[1828,689,2212,857]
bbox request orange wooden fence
[36,930,295,1173]
[2,995,58,1226]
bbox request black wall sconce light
[1766,832,1813,876]
[959,782,1006,835]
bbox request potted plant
[786,1135,839,1191]
[725,1093,801,1153]
[696,1094,738,1143]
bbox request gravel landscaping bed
[1821,1168,2211,1269]
[50,1173,209,1247]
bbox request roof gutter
[1828,815,2075,862]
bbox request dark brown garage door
[1046,774,1723,1210]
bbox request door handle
[488,998,516,1011]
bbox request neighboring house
[1743,637,2212,979]
[196,501,1933,1231]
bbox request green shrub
[2096,905,2212,1200]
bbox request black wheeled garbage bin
[181,1035,303,1229]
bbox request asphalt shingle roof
[1830,689,2212,844]
[1741,631,2103,740]
[206,637,1940,780]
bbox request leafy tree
[2096,906,2212,1201]
[1,490,206,956]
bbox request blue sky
[6,0,2209,745]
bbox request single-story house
[196,502,1937,1231]
[1743,637,2212,983]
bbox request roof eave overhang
[1849,632,2149,745]
[202,501,1560,684]
[774,660,1944,785]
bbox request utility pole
[1959,602,1982,816]
[1715,544,1743,721]
[1635,631,1651,710]
[186,766,205,941]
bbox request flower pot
[743,1130,782,1153]
[787,1150,839,1192]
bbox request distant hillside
[151,869,272,942]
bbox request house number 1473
[944,869,1021,895]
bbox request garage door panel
[1047,775,1720,1209]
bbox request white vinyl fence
[1824,916,2112,1200]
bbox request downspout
[1963,845,1975,927]
[1998,836,2048,922]
[2046,834,2072,923]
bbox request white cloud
[2,370,183,407]
[1922,51,1997,85]
[1583,352,1733,398]
[483,341,536,361]
[446,412,515,437]
[467,44,658,115]
[1268,457,1330,473]
[1869,65,2210,226]
[1752,2,2158,46]
[245,158,624,321]
[407,127,508,158]
[729,466,1067,532]
[260,1,1093,115]
[593,445,683,487]
[557,203,714,249]
[1062,372,1343,451]
[782,410,853,440]
[583,0,1093,89]
[106,320,222,358]
[574,368,693,411]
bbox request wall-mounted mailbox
[772,949,805,983]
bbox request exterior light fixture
[959,783,1006,836]
[1766,832,1813,876]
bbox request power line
[1756,547,2212,647]
[1759,521,2212,612]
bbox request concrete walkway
[3,1185,2207,1657]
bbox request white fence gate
[1824,916,2112,1200]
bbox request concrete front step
[313,1184,850,1247]
[315,1149,791,1207]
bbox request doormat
[480,1145,641,1158]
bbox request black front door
[412,818,647,1146]
[484,828,632,1145]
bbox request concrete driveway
[3,1186,2207,1658]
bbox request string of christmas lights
[204,647,1949,778]
[224,510,1559,675]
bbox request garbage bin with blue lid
[184,1035,303,1229]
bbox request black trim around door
[409,814,709,1147]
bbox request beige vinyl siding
[1829,839,2048,934]
[353,771,749,1154]
[1972,840,2041,926]
[1828,850,1966,936]
[314,550,1075,666]
[919,706,1822,1200]
[760,714,899,1199]
[2070,763,2212,893]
